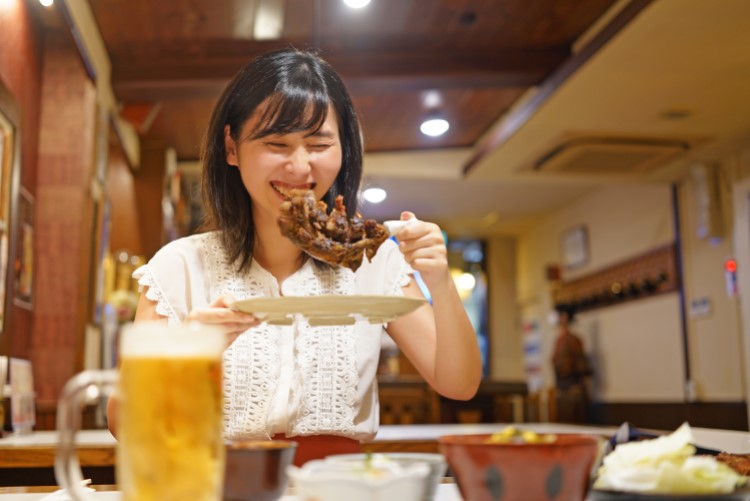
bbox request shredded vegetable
[594,423,747,495]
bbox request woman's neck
[251,211,305,283]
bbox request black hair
[200,47,363,272]
[555,304,577,322]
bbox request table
[0,484,464,500]
[0,484,463,500]
[3,423,750,486]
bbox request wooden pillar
[32,30,97,420]
[134,140,167,259]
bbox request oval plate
[229,295,428,326]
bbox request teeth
[271,183,290,197]
[271,182,314,197]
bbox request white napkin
[40,480,95,500]
[383,218,418,237]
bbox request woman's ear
[224,125,239,167]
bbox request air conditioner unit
[532,136,692,175]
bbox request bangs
[249,90,330,139]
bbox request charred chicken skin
[277,189,389,272]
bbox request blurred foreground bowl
[288,457,429,501]
[438,433,602,501]
[223,440,297,501]
[326,452,447,501]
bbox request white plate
[230,295,428,326]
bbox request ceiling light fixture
[343,0,371,8]
[39,0,54,6]
[422,90,443,108]
[420,117,450,137]
[362,187,387,204]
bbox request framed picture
[561,225,589,270]
[13,188,33,308]
[0,80,21,336]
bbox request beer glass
[55,321,227,501]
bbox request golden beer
[55,322,228,501]
[117,355,224,501]
[116,324,224,501]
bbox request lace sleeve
[390,257,413,295]
[130,235,208,327]
[132,265,182,326]
[362,239,414,296]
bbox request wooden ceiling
[86,0,619,161]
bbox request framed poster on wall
[561,224,590,270]
[13,188,33,308]
[0,83,20,334]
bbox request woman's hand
[387,211,482,401]
[187,295,260,346]
[394,211,451,290]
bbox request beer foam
[119,321,227,358]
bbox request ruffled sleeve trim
[132,264,182,326]
[391,259,414,295]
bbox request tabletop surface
[2,422,749,453]
[0,483,468,500]
[2,423,750,500]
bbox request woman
[108,48,481,464]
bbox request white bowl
[288,458,429,501]
[325,453,447,501]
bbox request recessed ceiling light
[343,0,370,8]
[420,118,450,137]
[422,90,442,108]
[362,187,387,204]
[39,0,54,6]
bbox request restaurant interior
[1,0,750,465]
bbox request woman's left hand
[394,211,451,291]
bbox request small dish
[326,452,446,501]
[288,458,429,501]
[223,440,297,501]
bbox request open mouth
[270,181,316,198]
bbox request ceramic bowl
[288,457,430,501]
[223,440,297,501]
[325,452,447,501]
[438,433,602,501]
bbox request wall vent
[533,137,691,175]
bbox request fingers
[400,211,416,222]
[397,220,445,255]
[187,294,261,337]
[395,216,452,287]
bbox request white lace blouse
[132,231,413,442]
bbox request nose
[285,146,311,176]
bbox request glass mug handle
[55,369,117,501]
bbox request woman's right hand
[187,295,261,346]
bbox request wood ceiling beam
[111,47,569,101]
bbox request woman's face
[224,102,343,223]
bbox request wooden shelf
[553,243,679,313]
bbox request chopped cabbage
[594,423,747,494]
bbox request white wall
[510,144,750,403]
[517,183,682,401]
[486,237,523,380]
[678,158,744,400]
